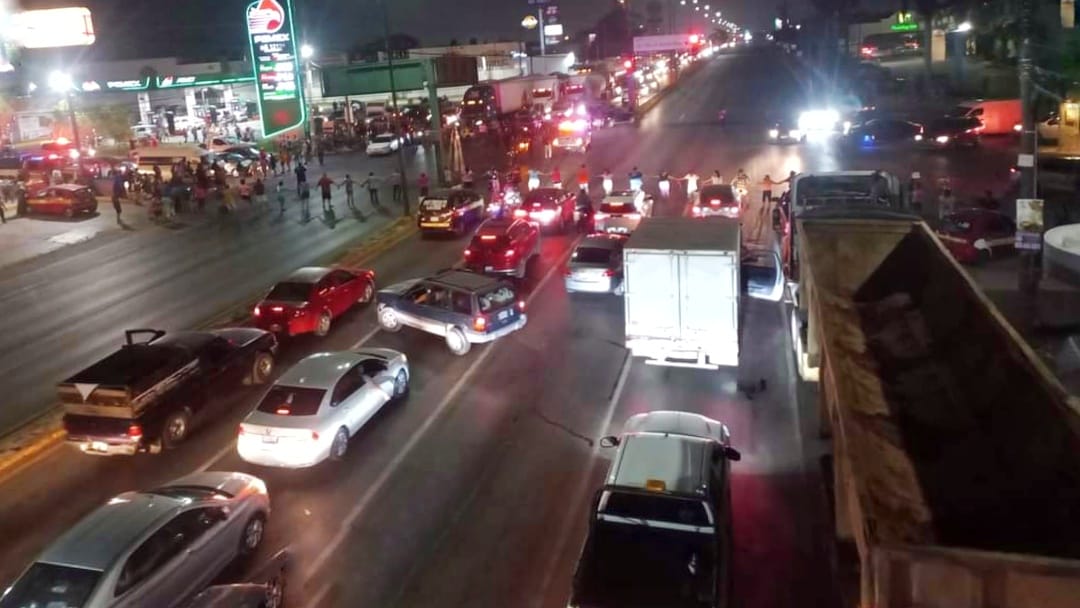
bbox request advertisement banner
[246,0,306,137]
[633,34,693,54]
[1016,198,1044,250]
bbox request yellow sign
[521,15,539,29]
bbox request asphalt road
[0,48,1022,608]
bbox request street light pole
[65,91,82,176]
[1018,0,1039,294]
[383,0,410,216]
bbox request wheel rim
[333,430,348,458]
[395,370,407,396]
[266,575,284,608]
[362,283,374,303]
[244,517,264,550]
[256,355,272,379]
[167,416,186,441]
[381,310,398,329]
[448,331,464,352]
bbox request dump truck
[793,211,1080,607]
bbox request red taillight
[603,269,614,277]
[594,212,608,220]
[861,46,874,55]
[692,206,703,216]
[473,315,487,331]
[253,306,261,317]
[276,407,291,415]
[504,248,516,257]
[271,305,284,312]
[238,425,245,436]
[464,248,472,257]
[127,424,143,440]
[513,209,527,218]
[310,430,319,441]
[710,199,722,206]
[480,234,498,240]
[517,300,526,312]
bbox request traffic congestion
[0,13,1072,608]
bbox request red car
[464,218,541,278]
[26,184,98,218]
[254,266,376,337]
[936,209,1016,264]
[515,188,576,233]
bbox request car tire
[359,280,375,304]
[161,408,192,450]
[446,327,472,356]
[330,427,349,461]
[378,307,402,332]
[315,311,332,337]
[238,512,266,557]
[63,207,74,219]
[247,351,274,385]
[393,368,410,399]
[265,566,286,608]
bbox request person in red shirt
[577,164,588,190]
[550,167,562,189]
[317,173,334,212]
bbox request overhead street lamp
[48,70,82,174]
[299,44,316,136]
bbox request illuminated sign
[156,74,255,88]
[890,23,919,31]
[543,23,564,36]
[246,0,306,137]
[521,15,539,29]
[11,7,96,48]
[106,79,150,91]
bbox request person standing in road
[938,188,956,219]
[253,177,267,209]
[418,172,430,198]
[528,168,540,191]
[111,172,125,224]
[340,174,356,210]
[551,166,562,189]
[364,172,380,207]
[298,180,311,218]
[682,170,700,197]
[294,163,307,196]
[269,153,278,176]
[577,164,589,191]
[317,145,325,167]
[390,172,403,202]
[276,180,286,215]
[317,173,334,212]
[760,174,781,206]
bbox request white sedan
[237,349,409,468]
[366,133,401,156]
[594,190,653,235]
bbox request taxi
[26,184,98,218]
[417,189,486,236]
[554,118,592,153]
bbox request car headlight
[914,134,923,141]
[768,128,779,139]
[935,135,950,144]
[790,129,802,139]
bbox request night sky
[18,0,783,61]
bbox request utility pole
[1018,0,1039,293]
[383,0,410,216]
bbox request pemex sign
[246,0,306,137]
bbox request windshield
[256,385,325,416]
[573,246,613,265]
[265,281,312,302]
[373,135,395,143]
[478,286,516,313]
[421,198,450,211]
[0,562,101,608]
[602,492,712,527]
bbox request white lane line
[533,350,632,607]
[303,241,578,605]
[350,324,382,349]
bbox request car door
[329,365,368,434]
[328,270,358,313]
[312,276,339,318]
[357,358,394,420]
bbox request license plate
[498,310,509,321]
[609,227,628,234]
[90,441,108,452]
[485,266,494,272]
[261,436,278,444]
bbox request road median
[0,214,418,482]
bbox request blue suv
[375,270,527,355]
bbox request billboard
[245,0,306,137]
[11,7,96,48]
[633,34,694,54]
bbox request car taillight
[692,206,703,216]
[464,248,472,257]
[517,300,526,312]
[238,425,245,436]
[310,430,320,441]
[594,212,608,220]
[127,424,143,440]
[253,306,261,317]
[710,199,722,206]
[504,249,516,257]
[473,315,488,331]
[603,269,614,277]
[271,306,284,312]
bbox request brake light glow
[276,407,291,415]
[127,424,143,440]
[253,306,261,317]
[238,425,245,436]
[517,300,526,311]
[504,249,516,257]
[310,430,319,441]
[271,306,284,312]
[473,315,487,331]
[692,206,703,216]
[480,234,498,240]
[603,269,615,277]
[455,208,467,216]
[710,199,722,206]
[464,248,472,257]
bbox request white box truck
[622,217,782,369]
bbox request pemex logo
[248,0,285,35]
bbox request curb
[0,215,420,481]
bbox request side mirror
[724,446,741,461]
[599,436,620,448]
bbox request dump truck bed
[797,217,1080,606]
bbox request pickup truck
[569,411,741,608]
[60,328,277,455]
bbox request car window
[602,492,712,527]
[256,386,325,416]
[420,198,449,212]
[116,523,188,595]
[359,359,389,377]
[408,285,450,308]
[328,270,354,286]
[0,562,101,608]
[315,277,334,297]
[573,246,613,265]
[478,286,516,313]
[265,282,312,302]
[201,337,234,364]
[450,290,473,315]
[330,366,366,406]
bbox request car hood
[379,278,422,296]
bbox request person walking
[317,172,334,212]
[391,172,403,202]
[341,174,356,210]
[576,188,594,233]
[298,180,311,219]
[276,180,286,216]
[294,163,307,196]
[269,153,278,176]
[111,172,125,224]
[577,164,589,191]
[364,172,380,207]
[418,172,430,198]
[317,145,325,167]
[551,166,562,189]
[253,177,267,209]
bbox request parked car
[237,349,409,467]
[365,133,401,156]
[564,234,626,295]
[1038,112,1060,142]
[936,209,1016,264]
[595,191,654,234]
[60,328,277,454]
[26,183,98,218]
[0,472,270,608]
[463,218,541,279]
[690,184,740,219]
[915,117,982,148]
[376,269,527,355]
[417,189,486,236]
[254,266,376,338]
[515,187,576,233]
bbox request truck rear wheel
[162,408,192,449]
[247,352,274,385]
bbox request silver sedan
[565,235,626,295]
[237,348,410,468]
[0,472,270,608]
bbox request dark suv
[375,270,527,355]
[418,189,486,236]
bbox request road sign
[1016,198,1044,250]
[633,34,693,54]
[246,0,306,138]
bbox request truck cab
[569,411,741,608]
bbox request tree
[469,37,479,45]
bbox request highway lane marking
[303,239,578,607]
[533,350,632,607]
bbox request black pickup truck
[60,328,277,455]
